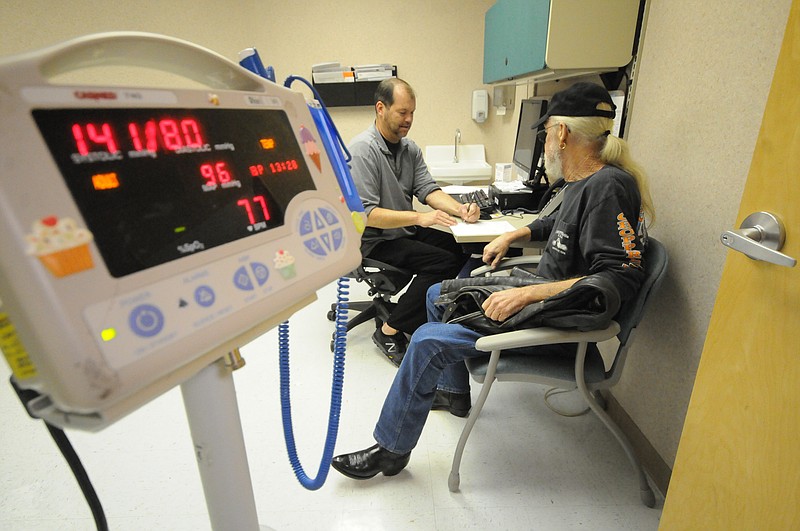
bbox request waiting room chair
[327,258,414,341]
[448,237,668,508]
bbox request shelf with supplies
[312,65,397,107]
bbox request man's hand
[459,202,480,223]
[481,286,536,321]
[417,209,458,228]
[482,278,583,321]
[482,234,512,268]
[424,189,479,224]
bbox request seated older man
[331,82,656,480]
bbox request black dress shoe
[331,444,411,480]
[431,390,471,418]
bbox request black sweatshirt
[526,165,645,303]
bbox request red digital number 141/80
[71,118,205,155]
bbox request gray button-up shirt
[348,124,440,254]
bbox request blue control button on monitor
[331,227,344,250]
[300,207,345,257]
[304,237,325,256]
[320,233,332,252]
[233,265,255,291]
[194,285,216,307]
[314,211,326,230]
[299,211,313,235]
[320,207,339,226]
[250,262,269,286]
[129,304,165,338]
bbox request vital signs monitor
[0,33,365,430]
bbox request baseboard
[605,391,671,496]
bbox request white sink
[425,144,492,183]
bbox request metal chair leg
[574,343,656,508]
[448,349,502,492]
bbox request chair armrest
[470,255,542,277]
[475,321,620,352]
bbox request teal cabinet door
[483,0,550,83]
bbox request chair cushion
[465,343,607,384]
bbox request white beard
[544,146,564,181]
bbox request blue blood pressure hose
[239,49,360,490]
[278,278,348,490]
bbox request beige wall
[0,0,793,476]
[251,1,497,152]
[0,1,261,67]
[617,0,792,465]
[0,0,498,160]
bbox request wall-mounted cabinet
[483,0,641,84]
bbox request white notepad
[450,220,516,238]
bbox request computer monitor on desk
[512,98,548,184]
[487,98,552,214]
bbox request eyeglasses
[535,123,560,144]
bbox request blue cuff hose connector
[238,48,275,82]
[239,49,360,490]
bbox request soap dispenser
[472,89,488,123]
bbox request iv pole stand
[180,353,259,530]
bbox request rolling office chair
[327,258,414,345]
[448,237,668,508]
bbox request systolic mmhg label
[0,312,38,380]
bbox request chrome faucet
[453,128,461,163]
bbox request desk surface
[413,191,540,245]
[449,212,536,244]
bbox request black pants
[366,227,470,334]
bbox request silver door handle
[720,211,796,267]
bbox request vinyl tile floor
[0,280,663,530]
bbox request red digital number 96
[200,162,232,187]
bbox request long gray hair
[557,107,655,225]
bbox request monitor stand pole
[181,356,260,530]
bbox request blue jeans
[373,283,483,454]
[371,281,589,454]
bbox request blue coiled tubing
[278,277,349,490]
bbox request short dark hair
[374,78,415,108]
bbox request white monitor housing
[0,33,364,430]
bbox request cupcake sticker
[26,216,94,277]
[299,126,321,172]
[273,249,296,280]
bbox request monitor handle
[18,31,265,92]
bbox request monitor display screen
[31,108,317,278]
[512,98,547,181]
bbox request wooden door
[659,2,800,529]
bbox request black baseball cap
[533,82,616,129]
